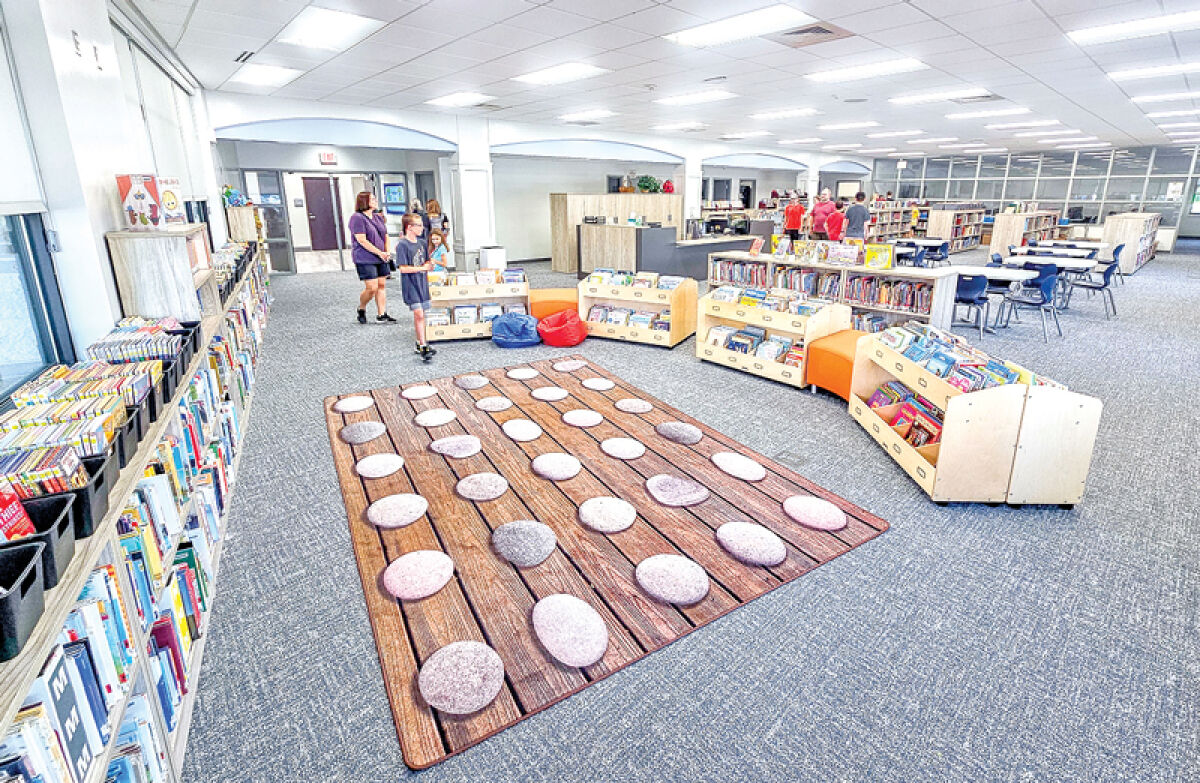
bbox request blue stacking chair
[954,273,990,340]
[912,247,928,268]
[1027,239,1039,247]
[1110,243,1126,285]
[1064,261,1118,319]
[1003,273,1063,342]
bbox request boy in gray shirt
[844,192,872,240]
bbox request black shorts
[356,262,390,281]
[786,229,801,241]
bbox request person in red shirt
[810,188,836,239]
[783,198,806,241]
[825,199,847,241]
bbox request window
[975,180,1003,200]
[947,180,974,199]
[923,180,947,199]
[873,159,898,183]
[1008,156,1040,177]
[1070,178,1105,201]
[606,176,621,194]
[1004,179,1035,200]
[1110,147,1152,176]
[978,155,1008,177]
[1104,176,1146,205]
[1074,151,1111,176]
[1,215,70,397]
[1151,147,1194,175]
[1039,152,1075,177]
[924,157,950,179]
[949,156,978,179]
[1036,178,1069,201]
[899,158,923,180]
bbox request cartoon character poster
[116,174,163,230]
[156,176,186,225]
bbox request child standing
[395,213,436,358]
[428,230,450,272]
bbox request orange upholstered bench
[529,287,578,320]
[806,329,866,401]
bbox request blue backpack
[490,312,541,348]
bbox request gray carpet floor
[181,245,1198,783]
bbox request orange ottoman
[529,287,578,320]
[806,329,866,401]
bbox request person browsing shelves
[825,199,847,241]
[844,192,872,241]
[350,191,395,324]
[395,213,437,358]
[783,197,806,241]
[810,189,835,239]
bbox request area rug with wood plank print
[322,355,888,769]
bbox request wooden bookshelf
[708,250,959,331]
[107,223,215,323]
[848,334,1103,505]
[427,282,529,342]
[577,278,697,347]
[695,294,850,387]
[913,208,928,237]
[0,249,272,780]
[926,206,985,254]
[868,203,910,242]
[988,210,1061,255]
[1100,212,1161,274]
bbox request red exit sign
[319,151,337,165]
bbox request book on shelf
[0,446,89,499]
[755,337,792,362]
[106,694,171,783]
[478,303,504,322]
[737,288,768,307]
[632,271,659,288]
[705,326,737,346]
[500,268,526,283]
[503,303,527,316]
[426,308,451,327]
[0,476,35,541]
[863,244,894,270]
[628,310,655,329]
[709,258,767,287]
[657,275,686,290]
[452,305,479,325]
[605,308,633,326]
[874,323,1063,391]
[748,237,764,256]
[586,305,610,323]
[587,268,615,285]
[773,237,791,257]
[783,346,805,367]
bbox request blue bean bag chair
[491,312,541,348]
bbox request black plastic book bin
[179,321,201,356]
[116,416,137,469]
[125,400,148,444]
[144,376,163,423]
[3,495,77,589]
[0,541,45,662]
[70,453,116,539]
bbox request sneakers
[414,341,437,358]
[377,313,398,323]
[357,308,367,324]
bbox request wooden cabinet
[549,193,684,273]
[106,224,214,322]
[428,283,530,342]
[577,277,697,347]
[925,207,985,253]
[988,210,1060,256]
[1101,212,1161,274]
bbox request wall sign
[319,151,337,165]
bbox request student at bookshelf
[783,198,806,241]
[826,199,847,241]
[844,192,872,241]
[810,189,835,239]
[395,213,437,358]
[428,230,450,272]
[350,191,395,324]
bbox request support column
[446,116,495,266]
[683,154,703,219]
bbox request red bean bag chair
[538,309,587,347]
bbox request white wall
[0,27,43,214]
[492,156,681,261]
[702,166,806,203]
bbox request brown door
[303,176,342,251]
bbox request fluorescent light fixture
[1057,142,1112,149]
[1147,109,1200,118]
[1158,121,1200,129]
[228,63,302,87]
[426,91,493,107]
[986,119,1060,130]
[867,130,923,138]
[721,130,773,139]
[858,147,897,154]
[889,151,922,156]
[749,107,818,120]
[277,6,383,51]
[654,89,736,106]
[1165,129,1200,136]
[653,121,707,131]
[1039,136,1097,144]
[1067,10,1200,45]
[1013,129,1083,137]
[974,147,1009,153]
[1131,90,1200,104]
[946,107,1031,119]
[889,86,989,105]
[664,4,816,47]
[822,143,862,150]
[908,137,957,143]
[559,109,615,122]
[1108,61,1200,81]
[778,137,822,145]
[514,62,608,85]
[937,143,981,148]
[817,121,880,130]
[806,58,927,83]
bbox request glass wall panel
[873,159,898,181]
[899,159,922,180]
[1110,147,1153,176]
[1036,178,1069,200]
[1104,176,1146,205]
[923,180,948,199]
[1003,178,1035,200]
[949,156,978,178]
[1,216,58,396]
[897,182,921,198]
[1008,155,1040,177]
[1151,146,1195,175]
[1063,203,1100,223]
[975,180,1003,200]
[1075,151,1111,175]
[924,157,950,178]
[978,155,1008,177]
[1070,177,1105,201]
[1039,152,1075,177]
[947,179,975,199]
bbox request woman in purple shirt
[351,191,395,324]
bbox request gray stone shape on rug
[456,472,510,501]
[581,377,615,391]
[414,408,457,427]
[507,367,540,380]
[711,452,767,482]
[382,550,454,601]
[531,386,569,402]
[340,420,387,445]
[491,520,557,567]
[531,594,609,668]
[600,437,646,460]
[562,408,603,428]
[417,641,505,716]
[635,554,710,605]
[716,522,787,567]
[645,474,710,507]
[783,495,848,532]
[475,395,513,412]
[553,359,588,372]
[614,398,653,414]
[454,374,490,390]
[531,452,582,481]
[355,453,405,479]
[333,395,374,413]
[655,420,703,445]
[401,385,438,400]
[366,493,429,529]
[429,434,482,459]
[502,418,543,442]
[578,496,637,533]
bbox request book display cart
[577,277,698,347]
[695,295,851,387]
[988,210,1061,255]
[0,246,272,783]
[427,282,530,342]
[926,205,985,253]
[107,225,218,323]
[708,250,959,331]
[847,334,1102,505]
[868,203,910,242]
[1101,212,1161,274]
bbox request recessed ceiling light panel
[653,121,707,131]
[228,63,302,87]
[1131,90,1200,104]
[1147,109,1200,118]
[889,87,989,105]
[1108,61,1200,81]
[559,109,615,122]
[277,7,384,51]
[721,130,773,139]
[817,121,880,130]
[1067,10,1200,45]
[654,89,736,106]
[806,58,927,83]
[986,120,1060,130]
[749,107,818,120]
[867,129,923,138]
[514,63,608,85]
[426,91,493,107]
[778,137,822,144]
[664,5,816,47]
[946,107,1030,119]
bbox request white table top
[889,238,946,247]
[1002,256,1097,272]
[957,266,1037,282]
[893,245,915,256]
[1035,239,1108,250]
[1010,246,1094,258]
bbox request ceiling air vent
[767,22,853,48]
[234,50,254,63]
